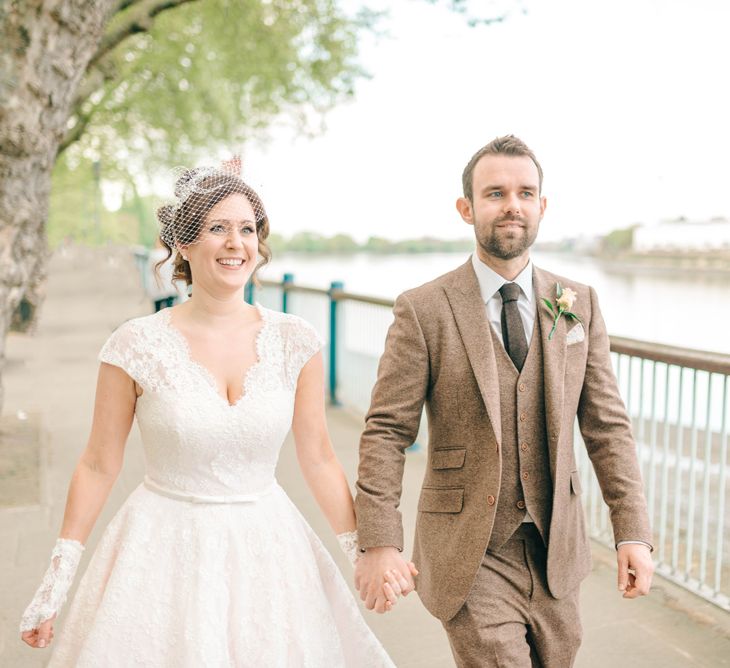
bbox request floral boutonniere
[542,283,582,340]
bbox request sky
[175,0,730,243]
[103,1,729,346]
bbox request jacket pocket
[570,470,583,495]
[418,487,464,513]
[431,448,466,470]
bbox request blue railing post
[282,273,294,313]
[244,282,255,305]
[328,281,344,405]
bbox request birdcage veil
[156,163,267,249]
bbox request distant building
[632,217,730,252]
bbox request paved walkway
[1,245,729,667]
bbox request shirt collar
[470,253,534,305]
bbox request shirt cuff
[616,540,653,551]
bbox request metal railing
[250,277,730,612]
[583,338,730,611]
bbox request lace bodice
[98,304,322,497]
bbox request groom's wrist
[616,540,653,551]
[359,545,402,554]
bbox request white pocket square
[566,322,585,345]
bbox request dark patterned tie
[499,283,528,371]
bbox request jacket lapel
[443,260,502,447]
[534,266,567,463]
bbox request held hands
[617,543,654,599]
[354,546,418,614]
[381,564,419,612]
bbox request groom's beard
[476,215,539,260]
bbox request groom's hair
[462,135,543,201]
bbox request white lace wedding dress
[48,304,394,667]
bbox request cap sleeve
[98,319,150,390]
[284,316,324,386]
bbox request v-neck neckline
[162,303,268,408]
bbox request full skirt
[48,484,394,667]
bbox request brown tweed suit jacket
[355,259,652,622]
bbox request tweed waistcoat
[487,314,553,550]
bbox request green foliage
[277,233,473,253]
[327,233,360,252]
[364,236,391,253]
[48,155,160,247]
[282,231,358,253]
[287,231,328,252]
[50,0,378,247]
[65,0,375,175]
[601,226,635,255]
[387,236,473,253]
[46,159,94,246]
[267,232,288,252]
[364,235,473,253]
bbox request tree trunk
[0,1,117,412]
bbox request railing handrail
[611,336,730,375]
[262,278,730,368]
[331,290,395,308]
[260,279,397,307]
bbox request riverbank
[539,249,730,277]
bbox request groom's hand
[617,543,654,598]
[355,546,415,614]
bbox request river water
[259,251,730,355]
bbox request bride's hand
[19,538,84,646]
[382,561,419,611]
[20,615,55,649]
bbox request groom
[354,135,654,667]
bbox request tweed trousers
[443,524,582,668]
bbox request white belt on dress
[143,476,277,504]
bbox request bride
[19,167,414,666]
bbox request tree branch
[90,0,200,69]
[62,0,201,152]
[57,110,95,156]
[71,55,117,117]
[114,0,145,13]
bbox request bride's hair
[155,168,272,287]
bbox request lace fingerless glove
[336,530,360,567]
[20,538,84,632]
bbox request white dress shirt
[470,253,536,347]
